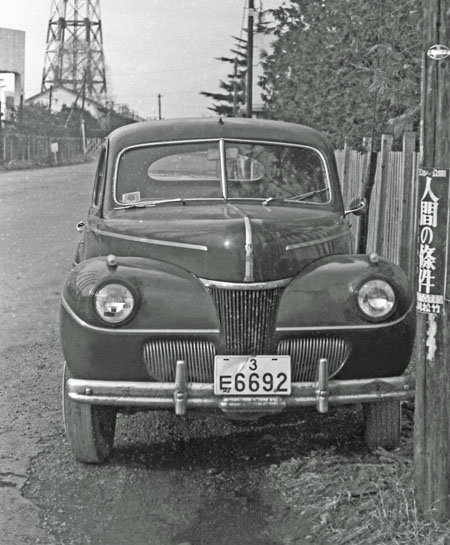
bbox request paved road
[0,162,364,545]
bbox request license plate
[214,355,291,396]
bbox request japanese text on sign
[416,168,449,315]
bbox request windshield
[115,139,330,205]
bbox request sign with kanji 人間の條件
[416,167,450,315]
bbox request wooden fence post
[357,137,377,254]
[342,137,351,201]
[399,131,417,281]
[375,133,393,257]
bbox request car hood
[97,203,351,282]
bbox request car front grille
[143,339,216,382]
[143,336,350,383]
[209,286,284,354]
[277,336,350,381]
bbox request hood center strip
[227,204,254,282]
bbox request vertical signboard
[416,167,450,314]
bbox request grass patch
[264,405,450,545]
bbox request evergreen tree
[200,37,248,116]
[261,0,422,147]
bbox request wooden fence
[335,132,419,281]
[0,132,103,166]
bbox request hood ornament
[243,217,254,282]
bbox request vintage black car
[60,117,415,463]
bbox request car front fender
[276,254,414,329]
[62,255,220,331]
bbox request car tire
[363,400,401,451]
[63,363,117,464]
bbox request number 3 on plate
[248,358,257,371]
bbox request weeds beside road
[265,403,450,545]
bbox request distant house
[26,85,107,119]
[0,27,25,108]
[26,85,145,132]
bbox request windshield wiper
[262,188,329,206]
[114,198,186,210]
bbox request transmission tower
[41,0,107,105]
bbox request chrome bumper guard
[68,359,415,415]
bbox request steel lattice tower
[41,0,107,105]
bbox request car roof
[107,117,332,154]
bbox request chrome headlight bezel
[92,280,138,326]
[354,278,397,322]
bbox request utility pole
[246,0,254,118]
[80,71,87,156]
[157,94,162,120]
[18,93,24,131]
[233,58,238,117]
[49,85,53,111]
[414,0,450,520]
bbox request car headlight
[356,279,396,320]
[94,283,136,324]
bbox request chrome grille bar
[277,337,350,381]
[143,339,216,382]
[209,287,283,354]
[143,336,349,384]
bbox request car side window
[92,146,107,208]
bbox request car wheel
[62,363,117,463]
[363,400,401,451]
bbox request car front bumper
[67,360,415,416]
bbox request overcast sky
[2,0,284,119]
